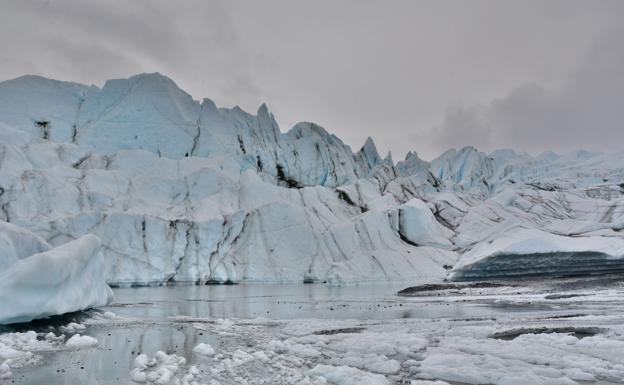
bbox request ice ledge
[450,229,624,281]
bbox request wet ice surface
[5,279,624,385]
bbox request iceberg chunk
[0,230,113,324]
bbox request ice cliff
[0,73,623,286]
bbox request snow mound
[65,334,98,348]
[451,229,624,280]
[0,229,114,324]
[192,342,215,356]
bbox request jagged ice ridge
[0,72,623,298]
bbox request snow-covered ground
[4,280,624,385]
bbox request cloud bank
[427,25,624,156]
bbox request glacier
[0,72,623,289]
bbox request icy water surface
[7,281,624,384]
[104,282,556,321]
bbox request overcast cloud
[0,0,622,160]
[426,24,624,156]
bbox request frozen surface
[3,280,624,385]
[0,226,113,324]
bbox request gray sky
[1,0,622,160]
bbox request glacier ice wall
[0,73,623,284]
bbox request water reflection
[109,283,563,322]
[108,283,483,321]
